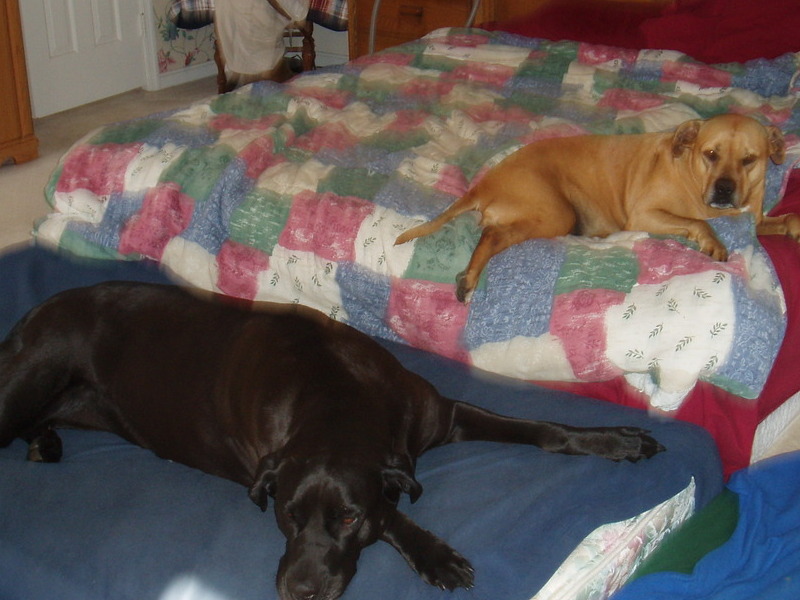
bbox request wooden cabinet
[348,0,498,59]
[347,0,663,59]
[0,0,38,165]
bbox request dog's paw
[688,223,728,261]
[455,271,474,304]
[26,428,63,463]
[416,542,475,591]
[609,426,665,463]
[784,214,800,240]
[697,236,728,262]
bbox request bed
[37,0,800,476]
[4,0,799,598]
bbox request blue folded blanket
[613,451,800,600]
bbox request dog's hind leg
[455,222,554,303]
[24,426,63,463]
[0,338,74,461]
[446,401,664,462]
[394,191,480,246]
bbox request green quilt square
[159,145,237,202]
[228,189,292,254]
[555,243,639,295]
[403,215,481,284]
[318,167,390,200]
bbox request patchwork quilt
[38,29,800,410]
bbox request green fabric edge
[630,488,739,580]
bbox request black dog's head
[249,452,422,600]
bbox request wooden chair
[213,0,316,93]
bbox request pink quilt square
[633,238,746,285]
[293,122,359,154]
[434,164,469,197]
[119,182,194,260]
[387,279,470,363]
[661,61,732,89]
[238,136,287,180]
[551,289,625,381]
[57,143,143,196]
[387,110,428,132]
[464,103,533,125]
[578,44,638,68]
[209,113,283,132]
[289,87,351,110]
[278,191,373,262]
[598,89,665,112]
[446,63,516,88]
[216,239,271,300]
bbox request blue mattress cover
[0,246,722,600]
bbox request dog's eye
[285,508,301,524]
[742,155,756,166]
[703,149,719,163]
[335,509,361,527]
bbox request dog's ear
[672,119,702,157]
[382,456,423,504]
[249,453,282,512]
[767,126,786,165]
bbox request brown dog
[395,114,797,302]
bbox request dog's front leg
[381,511,474,590]
[447,402,664,462]
[627,210,728,261]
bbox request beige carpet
[1,76,798,460]
[0,77,218,250]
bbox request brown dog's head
[671,114,785,215]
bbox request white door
[20,0,147,117]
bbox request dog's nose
[288,582,320,600]
[711,177,736,208]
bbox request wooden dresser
[347,0,662,59]
[0,0,38,165]
[348,0,499,59]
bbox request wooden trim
[0,0,38,165]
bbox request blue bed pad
[0,246,722,600]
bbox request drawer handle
[399,4,424,17]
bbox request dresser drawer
[349,0,496,58]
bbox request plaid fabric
[169,0,348,31]
[309,0,348,30]
[168,0,215,29]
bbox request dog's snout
[710,177,737,208]
[716,178,736,197]
[287,581,321,600]
[281,567,330,600]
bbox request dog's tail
[394,191,480,245]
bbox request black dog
[0,282,663,600]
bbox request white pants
[215,0,310,75]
